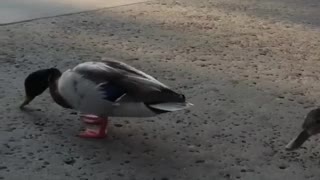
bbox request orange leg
[80,114,104,125]
[78,116,108,139]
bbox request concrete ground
[1,0,320,179]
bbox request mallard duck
[20,60,193,138]
[285,108,320,150]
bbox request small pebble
[195,160,205,163]
[64,157,76,165]
[114,124,123,127]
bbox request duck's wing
[73,61,186,104]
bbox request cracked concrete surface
[1,0,320,179]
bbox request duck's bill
[19,96,34,109]
[285,130,311,151]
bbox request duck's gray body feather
[57,60,192,117]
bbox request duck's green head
[20,68,61,109]
[286,108,320,151]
